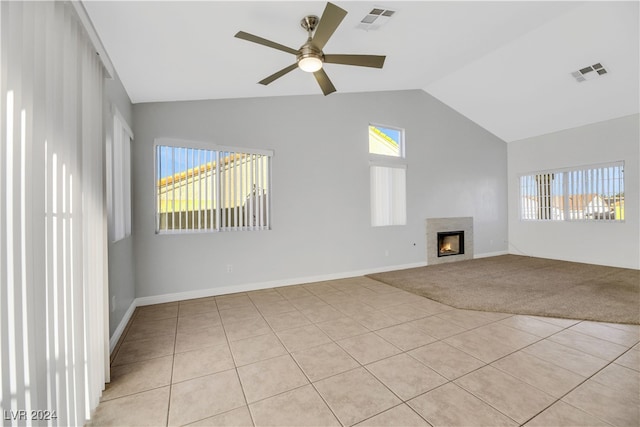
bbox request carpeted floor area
[367,255,640,325]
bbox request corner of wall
[104,70,137,337]
[109,298,137,354]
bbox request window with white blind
[107,107,133,242]
[369,124,406,226]
[155,139,272,233]
[371,164,407,226]
[520,161,625,222]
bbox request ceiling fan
[234,2,386,96]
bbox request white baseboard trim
[109,300,137,354]
[135,262,427,307]
[110,262,427,351]
[474,250,509,259]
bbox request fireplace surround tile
[426,217,473,265]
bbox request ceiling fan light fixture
[298,55,323,72]
[297,42,324,72]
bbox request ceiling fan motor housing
[298,14,324,71]
[297,42,323,64]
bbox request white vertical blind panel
[1,1,107,425]
[155,145,160,230]
[265,156,271,231]
[81,28,107,418]
[232,153,238,230]
[392,166,407,225]
[112,118,124,240]
[242,155,248,228]
[235,153,240,229]
[215,151,220,230]
[221,151,227,229]
[371,165,406,227]
[249,155,254,229]
[170,147,176,229]
[198,149,203,230]
[371,166,387,226]
[123,133,131,236]
[255,155,260,229]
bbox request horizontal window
[155,139,272,233]
[520,162,624,222]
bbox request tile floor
[90,277,640,426]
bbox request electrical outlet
[384,249,389,256]
[227,264,233,273]
[111,296,116,312]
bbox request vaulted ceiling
[83,1,639,142]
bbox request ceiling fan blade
[235,31,299,55]
[313,68,336,96]
[311,2,347,50]
[259,63,299,85]
[324,54,386,68]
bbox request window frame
[153,137,274,234]
[368,123,406,159]
[107,106,133,242]
[519,161,625,223]
[368,123,407,227]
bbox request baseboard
[506,250,639,270]
[135,262,428,307]
[475,250,509,259]
[109,300,137,354]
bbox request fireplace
[437,231,464,257]
[426,217,473,265]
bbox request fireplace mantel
[426,217,473,265]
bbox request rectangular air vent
[357,6,396,30]
[571,63,608,82]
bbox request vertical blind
[107,109,133,242]
[370,164,406,227]
[519,162,625,222]
[1,1,108,425]
[156,142,272,233]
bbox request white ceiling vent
[571,63,608,82]
[357,7,397,31]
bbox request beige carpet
[367,255,640,325]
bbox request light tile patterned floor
[90,277,640,426]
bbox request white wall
[508,114,639,269]
[131,89,508,299]
[104,74,136,335]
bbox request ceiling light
[298,56,323,72]
[297,40,323,72]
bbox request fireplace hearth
[437,231,464,257]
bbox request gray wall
[104,74,136,335]
[132,89,508,299]
[508,114,639,269]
